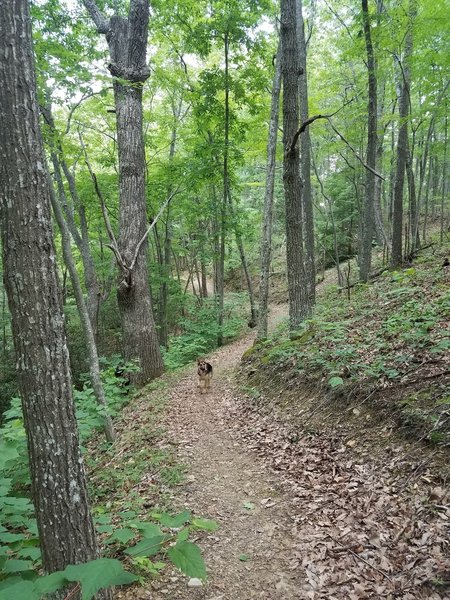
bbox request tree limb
[288,96,356,152]
[77,128,126,272]
[129,184,184,273]
[81,0,109,33]
[327,120,385,180]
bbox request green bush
[163,293,247,370]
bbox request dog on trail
[197,359,213,394]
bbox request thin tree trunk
[227,191,257,326]
[0,2,110,596]
[297,0,316,306]
[218,32,230,346]
[359,0,378,282]
[391,0,415,267]
[422,153,433,242]
[441,114,448,243]
[257,41,282,340]
[49,179,116,443]
[41,103,104,336]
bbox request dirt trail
[160,335,305,599]
[122,303,448,600]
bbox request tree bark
[217,32,230,346]
[359,0,378,282]
[49,178,116,443]
[41,103,104,336]
[391,0,415,267]
[281,0,309,332]
[0,2,109,596]
[83,0,163,385]
[297,0,316,306]
[257,41,282,341]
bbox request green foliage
[253,253,450,443]
[96,509,217,581]
[0,558,137,600]
[167,542,206,580]
[163,294,247,369]
[0,359,136,589]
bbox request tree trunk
[257,41,282,340]
[359,0,378,282]
[441,114,448,243]
[391,0,415,267]
[49,179,116,443]
[41,103,104,336]
[0,2,109,596]
[218,32,230,346]
[281,0,309,332]
[227,191,257,326]
[83,0,163,385]
[297,0,316,306]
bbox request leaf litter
[116,303,449,599]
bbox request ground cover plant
[243,245,450,445]
[0,367,217,599]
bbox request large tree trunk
[359,0,378,282]
[281,0,309,332]
[297,0,316,307]
[0,2,109,596]
[257,41,282,341]
[83,0,163,385]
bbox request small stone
[188,578,203,587]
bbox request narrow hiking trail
[117,303,448,600]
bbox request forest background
[0,0,449,597]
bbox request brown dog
[197,359,213,394]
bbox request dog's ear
[197,359,201,365]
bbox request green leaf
[239,554,250,561]
[64,558,138,600]
[107,528,136,545]
[176,528,190,542]
[16,547,41,561]
[119,511,136,520]
[2,559,34,573]
[96,524,114,534]
[129,522,162,538]
[167,541,206,579]
[191,518,219,531]
[0,580,39,600]
[243,502,255,510]
[124,535,168,557]
[159,510,191,528]
[34,570,67,595]
[0,532,26,544]
[0,443,19,470]
[328,376,344,388]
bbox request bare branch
[289,96,356,152]
[327,120,385,180]
[81,0,109,33]
[129,184,184,272]
[77,128,126,272]
[65,90,112,135]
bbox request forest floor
[113,295,449,600]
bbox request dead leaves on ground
[223,394,450,599]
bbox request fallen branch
[327,535,392,582]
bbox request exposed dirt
[118,302,449,600]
